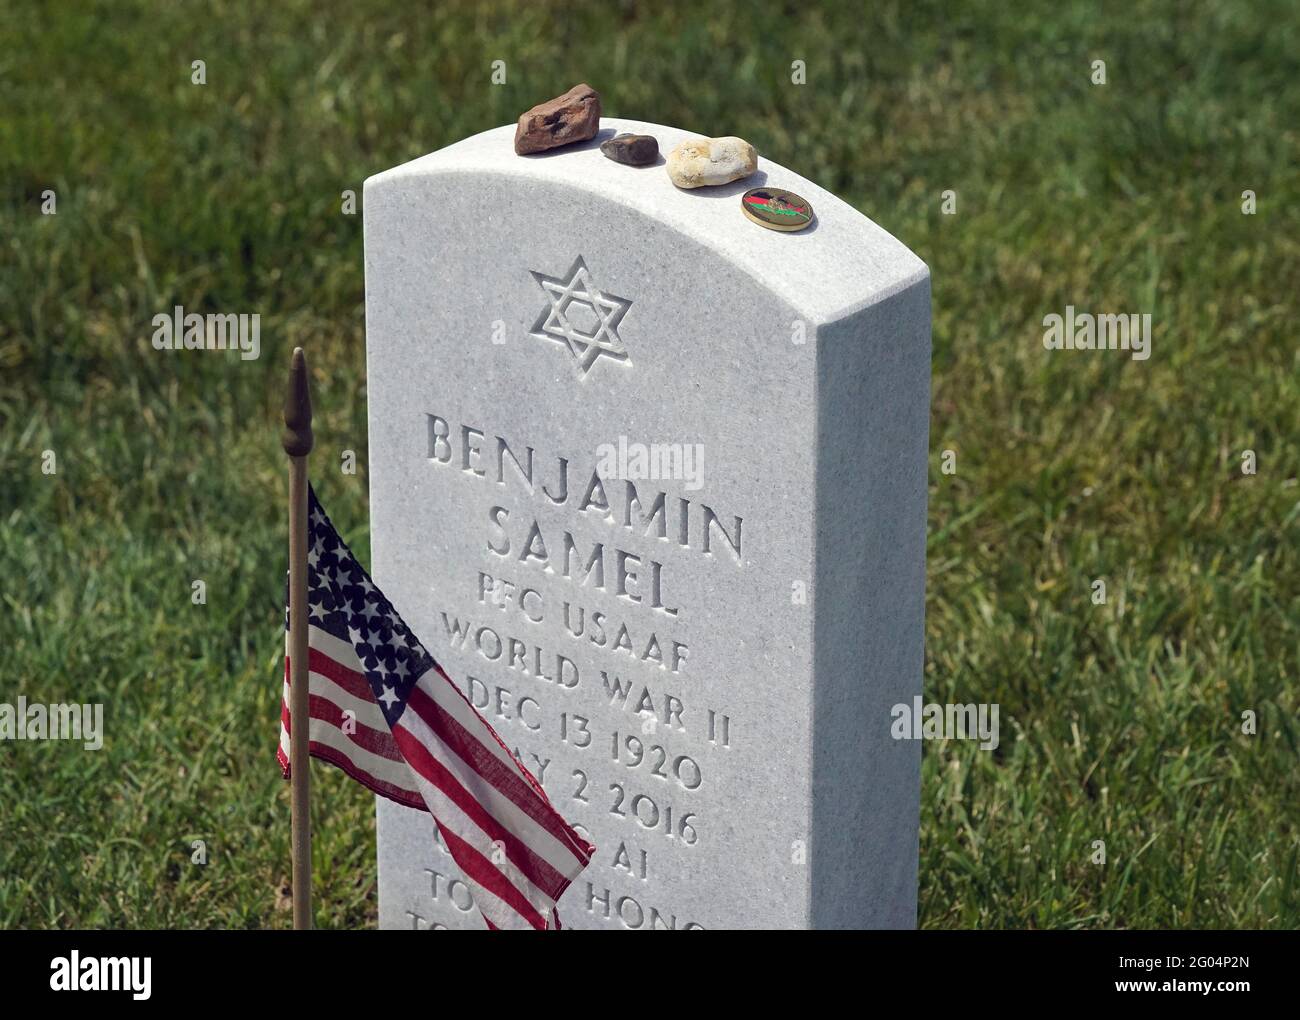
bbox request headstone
[363,118,930,930]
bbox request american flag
[278,485,593,930]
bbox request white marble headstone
[363,118,930,929]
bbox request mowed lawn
[0,0,1296,929]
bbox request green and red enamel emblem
[741,187,814,232]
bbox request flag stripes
[278,485,592,930]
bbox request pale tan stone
[665,136,758,189]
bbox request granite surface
[363,118,930,929]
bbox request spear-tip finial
[281,346,314,457]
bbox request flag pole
[282,346,314,930]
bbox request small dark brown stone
[600,132,659,166]
[514,83,602,155]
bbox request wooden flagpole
[282,346,314,930]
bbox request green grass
[1,0,1297,928]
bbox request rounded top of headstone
[364,119,928,324]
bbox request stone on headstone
[665,135,757,188]
[363,117,930,930]
[513,83,602,155]
[600,132,659,167]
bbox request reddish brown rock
[514,83,602,155]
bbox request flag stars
[303,488,434,717]
[288,484,591,932]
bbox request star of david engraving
[528,256,633,377]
